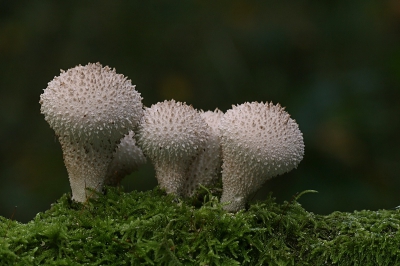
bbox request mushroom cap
[137,100,208,162]
[40,62,143,145]
[184,108,224,197]
[105,131,147,186]
[136,100,209,195]
[200,109,224,133]
[220,101,304,211]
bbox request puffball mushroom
[184,109,224,197]
[219,102,304,212]
[104,130,146,186]
[39,63,143,202]
[136,100,209,196]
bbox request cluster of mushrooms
[39,63,304,212]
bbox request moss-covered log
[1,188,399,265]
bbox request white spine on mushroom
[39,63,143,202]
[220,102,304,212]
[184,109,223,197]
[136,100,209,196]
[105,131,146,186]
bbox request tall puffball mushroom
[104,130,146,186]
[136,100,209,196]
[219,102,304,212]
[40,63,143,202]
[184,109,224,197]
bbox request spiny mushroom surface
[219,102,304,212]
[184,108,223,197]
[40,63,143,202]
[105,131,146,186]
[136,100,209,196]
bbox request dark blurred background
[1,0,400,222]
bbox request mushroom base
[69,174,105,202]
[220,193,247,212]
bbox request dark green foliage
[1,188,400,265]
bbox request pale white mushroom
[39,63,143,202]
[104,130,146,186]
[136,100,209,196]
[219,102,304,212]
[183,108,224,197]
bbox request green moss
[1,187,400,265]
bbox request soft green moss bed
[1,187,400,265]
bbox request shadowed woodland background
[1,1,400,222]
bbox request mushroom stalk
[61,141,109,200]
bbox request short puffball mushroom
[104,131,146,186]
[184,109,224,197]
[39,63,143,202]
[136,100,209,196]
[219,102,304,212]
